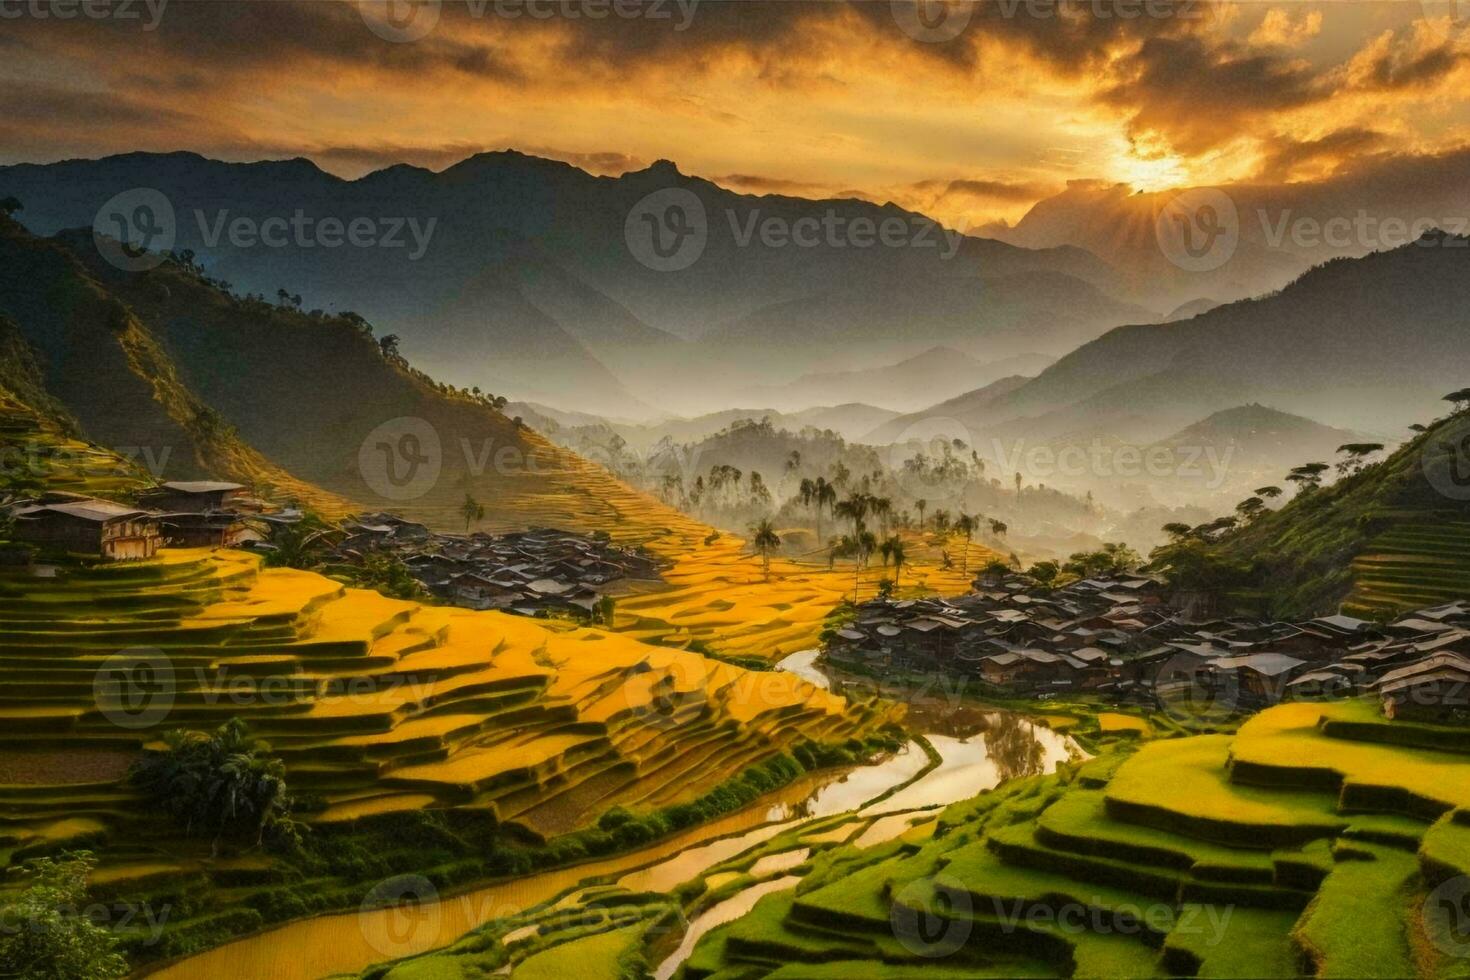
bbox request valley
[5,7,1470,976]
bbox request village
[824,570,1470,723]
[324,514,664,618]
[2,488,665,622]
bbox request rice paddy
[0,545,897,963]
[579,699,1470,979]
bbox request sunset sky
[3,0,1470,230]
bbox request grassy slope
[1164,410,1470,618]
[675,700,1470,979]
[0,217,354,516]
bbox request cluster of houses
[6,482,275,559]
[323,515,664,620]
[825,572,1470,722]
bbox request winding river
[146,652,1077,980]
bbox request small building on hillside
[1206,652,1308,704]
[156,512,261,549]
[141,481,252,513]
[11,499,161,560]
[1375,652,1470,722]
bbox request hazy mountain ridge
[892,236,1470,444]
[0,150,1146,418]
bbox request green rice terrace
[1348,514,1470,618]
[0,546,896,965]
[346,699,1470,980]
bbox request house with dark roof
[11,498,161,560]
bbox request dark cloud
[1257,128,1386,178]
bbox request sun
[1113,151,1189,193]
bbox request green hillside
[0,215,355,517]
[1150,409,1470,619]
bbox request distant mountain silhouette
[0,150,1145,417]
[892,235,1470,444]
[734,346,1054,413]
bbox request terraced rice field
[615,532,984,664]
[653,699,1470,979]
[381,436,995,664]
[1347,513,1470,617]
[0,549,891,898]
[0,392,152,499]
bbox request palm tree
[872,496,893,538]
[886,536,906,590]
[842,530,876,602]
[751,519,781,581]
[955,513,977,572]
[988,518,1007,539]
[915,498,927,530]
[460,493,485,533]
[1335,442,1385,476]
[834,493,869,538]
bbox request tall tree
[751,519,781,581]
[954,513,977,572]
[460,493,485,533]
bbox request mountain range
[0,151,1153,418]
[875,234,1470,452]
